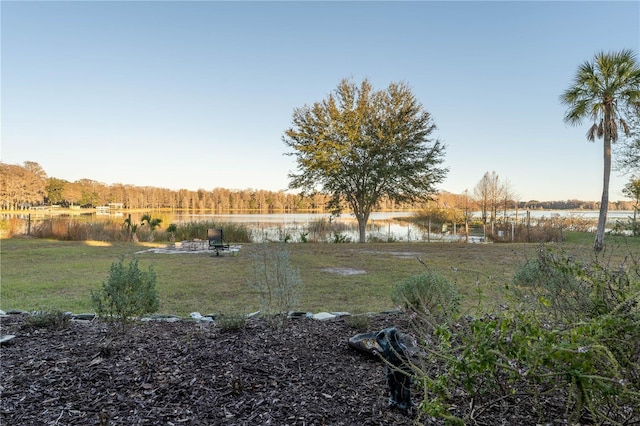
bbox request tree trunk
[354,207,370,243]
[357,217,367,243]
[594,125,612,252]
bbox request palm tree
[561,49,640,252]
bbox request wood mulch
[2,312,426,426]
[0,312,623,426]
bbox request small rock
[141,315,181,322]
[72,313,97,321]
[0,335,16,345]
[288,311,312,319]
[312,312,336,321]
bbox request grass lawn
[2,233,637,317]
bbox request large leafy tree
[283,78,448,242]
[46,177,68,205]
[561,49,640,252]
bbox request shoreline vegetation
[2,203,637,215]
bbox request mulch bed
[1,311,627,425]
[2,312,427,426]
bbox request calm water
[10,209,635,242]
[170,211,420,242]
[115,210,634,242]
[148,209,634,242]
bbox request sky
[2,1,639,202]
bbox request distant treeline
[0,161,418,212]
[1,161,635,212]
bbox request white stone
[312,312,336,321]
[0,335,16,345]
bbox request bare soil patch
[320,267,367,276]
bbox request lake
[8,209,635,243]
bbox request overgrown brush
[490,221,564,243]
[405,246,640,424]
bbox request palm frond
[587,124,598,142]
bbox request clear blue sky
[2,1,639,202]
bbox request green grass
[2,234,637,317]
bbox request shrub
[91,256,159,333]
[344,312,371,331]
[247,243,302,328]
[216,312,247,332]
[413,248,640,424]
[511,246,593,322]
[391,271,460,332]
[24,309,71,330]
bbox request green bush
[344,311,371,331]
[511,246,593,322]
[247,243,303,328]
[91,256,160,333]
[413,249,640,424]
[391,271,460,331]
[24,309,71,330]
[216,312,247,332]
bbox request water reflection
[5,209,634,243]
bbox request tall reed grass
[26,217,252,243]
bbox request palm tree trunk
[594,130,612,252]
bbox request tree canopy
[283,78,448,242]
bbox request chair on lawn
[207,228,230,256]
